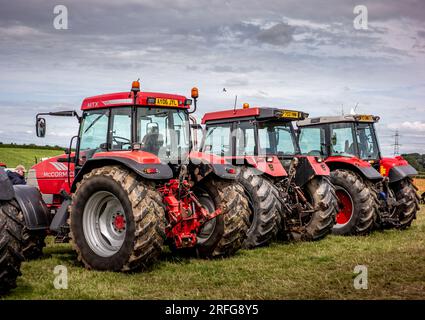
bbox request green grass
[4,207,425,300]
[0,148,63,169]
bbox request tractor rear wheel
[70,166,166,272]
[238,167,281,249]
[392,178,420,229]
[286,176,337,241]
[195,177,250,258]
[331,169,376,236]
[0,200,24,295]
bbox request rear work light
[226,168,237,174]
[143,168,159,174]
[185,99,193,106]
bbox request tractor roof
[81,91,189,111]
[297,114,380,127]
[202,107,308,124]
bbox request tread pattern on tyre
[0,200,24,294]
[200,178,250,257]
[394,178,420,229]
[303,176,337,240]
[331,169,376,236]
[70,166,166,272]
[282,176,337,241]
[238,167,281,249]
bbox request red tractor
[297,114,420,235]
[201,105,337,248]
[24,81,250,272]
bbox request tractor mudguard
[189,151,240,180]
[388,165,417,183]
[357,166,383,181]
[210,164,240,180]
[294,156,330,187]
[0,168,15,201]
[71,157,173,192]
[13,185,50,231]
[325,157,383,182]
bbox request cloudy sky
[0,0,424,155]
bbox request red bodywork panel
[81,92,189,110]
[0,162,6,168]
[201,108,261,123]
[325,156,371,168]
[304,156,331,176]
[379,156,409,177]
[243,156,288,177]
[29,154,75,207]
[93,151,161,164]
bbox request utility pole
[392,130,401,156]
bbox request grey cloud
[257,23,295,46]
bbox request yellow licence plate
[155,98,179,107]
[281,110,300,119]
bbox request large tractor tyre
[392,178,420,229]
[196,177,250,258]
[21,229,46,260]
[70,166,166,272]
[0,201,25,295]
[238,167,281,249]
[331,169,376,236]
[288,176,336,241]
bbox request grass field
[0,148,63,170]
[414,178,425,194]
[3,206,424,300]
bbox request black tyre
[0,200,24,295]
[238,167,281,249]
[70,166,166,272]
[196,177,250,258]
[22,229,46,260]
[392,178,420,229]
[331,169,376,236]
[285,176,337,241]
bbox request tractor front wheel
[0,200,24,295]
[70,166,166,272]
[331,169,376,236]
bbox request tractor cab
[297,114,381,167]
[201,105,308,174]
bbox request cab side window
[110,107,132,151]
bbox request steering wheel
[112,136,131,149]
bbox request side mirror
[36,117,46,138]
